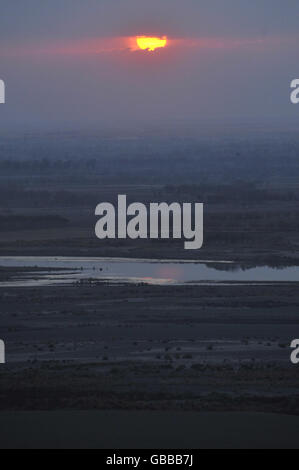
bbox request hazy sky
[1,0,298,130]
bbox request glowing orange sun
[136,36,168,52]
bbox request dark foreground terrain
[1,280,298,416]
[1,411,299,449]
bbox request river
[0,256,299,287]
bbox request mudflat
[1,280,299,416]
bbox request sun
[136,36,168,52]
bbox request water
[1,256,299,287]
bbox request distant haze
[0,0,298,131]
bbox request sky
[0,0,298,130]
